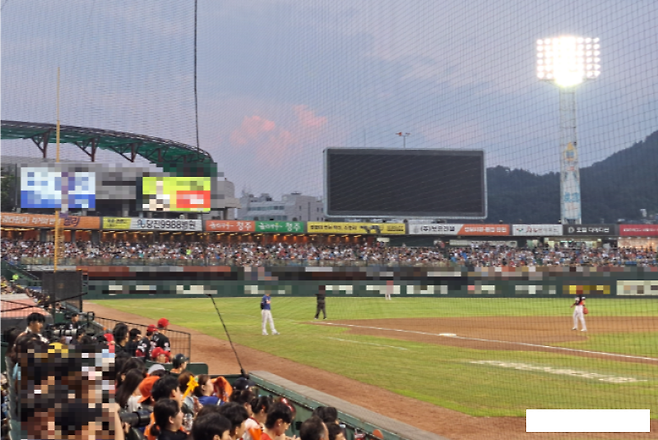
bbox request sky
[2,0,657,199]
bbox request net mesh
[2,1,657,437]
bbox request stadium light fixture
[537,36,600,225]
[537,36,600,87]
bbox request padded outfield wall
[78,265,658,299]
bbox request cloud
[294,105,328,128]
[229,116,277,146]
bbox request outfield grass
[94,297,658,418]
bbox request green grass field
[94,297,658,418]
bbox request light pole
[537,36,600,225]
[395,132,411,149]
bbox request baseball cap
[157,318,169,329]
[147,364,165,375]
[233,377,256,391]
[146,324,157,335]
[151,347,169,361]
[138,376,160,403]
[172,353,188,368]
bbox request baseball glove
[583,306,589,315]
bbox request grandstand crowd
[1,238,656,267]
[3,313,352,440]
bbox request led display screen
[20,167,96,209]
[324,148,486,218]
[140,176,211,212]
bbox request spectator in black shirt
[170,354,188,378]
[125,328,141,357]
[113,323,130,355]
[66,312,81,332]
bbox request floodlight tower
[537,36,600,225]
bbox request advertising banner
[205,220,255,232]
[619,225,658,237]
[102,217,132,230]
[512,224,563,236]
[255,221,305,234]
[617,280,658,296]
[458,224,510,236]
[307,222,405,235]
[563,224,617,236]
[0,213,100,229]
[408,223,510,236]
[408,224,462,235]
[103,217,202,231]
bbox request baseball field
[91,296,657,438]
[94,297,657,415]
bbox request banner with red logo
[0,213,100,229]
[459,224,510,236]
[619,225,658,237]
[409,223,509,236]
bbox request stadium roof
[1,120,214,170]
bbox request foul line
[318,322,658,362]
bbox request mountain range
[486,130,658,224]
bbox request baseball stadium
[1,2,657,440]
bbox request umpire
[314,285,327,320]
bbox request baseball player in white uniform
[570,295,587,331]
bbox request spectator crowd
[2,238,656,267]
[3,311,358,440]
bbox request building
[0,156,241,219]
[238,192,324,222]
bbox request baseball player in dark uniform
[136,326,153,359]
[150,318,171,352]
[570,295,587,331]
[314,285,327,320]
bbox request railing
[1,259,41,285]
[93,315,192,361]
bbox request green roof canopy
[1,120,217,177]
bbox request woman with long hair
[150,399,186,440]
[115,369,145,412]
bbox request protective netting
[2,1,656,214]
[2,0,196,164]
[2,1,657,438]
